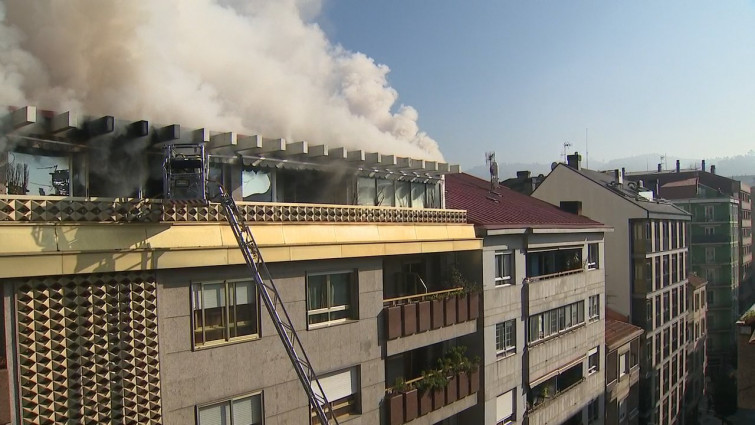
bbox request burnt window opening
[526,247,583,278]
[241,166,273,202]
[277,169,349,205]
[4,149,73,196]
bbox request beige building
[604,311,643,425]
[0,106,486,425]
[446,173,608,425]
[684,274,707,424]
[532,153,693,425]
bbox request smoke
[0,0,444,161]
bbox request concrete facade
[532,158,694,425]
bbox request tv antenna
[562,142,572,162]
[485,151,499,190]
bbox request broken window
[5,151,71,196]
[395,181,411,207]
[357,177,376,206]
[242,167,273,202]
[376,178,395,207]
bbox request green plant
[392,377,409,393]
[446,265,481,294]
[423,369,448,391]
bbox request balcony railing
[384,288,479,340]
[524,268,584,284]
[691,234,733,244]
[0,194,466,224]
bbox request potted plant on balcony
[388,378,407,425]
[466,283,481,321]
[416,372,434,416]
[386,303,403,340]
[403,380,418,422]
[438,355,458,404]
[468,355,481,394]
[426,369,448,411]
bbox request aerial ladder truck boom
[163,144,338,425]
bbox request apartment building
[0,106,485,425]
[625,166,751,374]
[531,153,693,425]
[446,173,608,425]
[736,303,755,414]
[684,274,707,425]
[604,310,643,425]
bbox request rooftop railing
[0,195,467,224]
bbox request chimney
[614,169,623,185]
[566,152,582,170]
[638,180,644,189]
[657,163,662,172]
[676,160,680,173]
[711,165,716,175]
[516,170,531,179]
[702,160,706,172]
[559,201,582,215]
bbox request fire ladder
[216,186,339,425]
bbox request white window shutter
[312,367,358,402]
[496,389,514,422]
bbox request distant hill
[465,151,755,181]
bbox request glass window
[619,352,628,378]
[588,347,599,374]
[192,280,258,346]
[6,150,72,196]
[307,272,356,327]
[376,179,395,206]
[198,393,263,425]
[395,181,411,207]
[588,295,600,320]
[495,252,514,285]
[496,320,516,356]
[588,398,600,424]
[357,177,376,206]
[587,243,599,269]
[410,182,425,209]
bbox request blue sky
[319,1,755,169]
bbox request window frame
[587,347,599,375]
[191,279,260,348]
[496,319,517,357]
[196,391,264,425]
[496,389,516,425]
[494,251,514,286]
[306,270,358,329]
[310,366,360,424]
[588,295,600,321]
[586,243,599,270]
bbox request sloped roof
[558,165,690,217]
[688,273,708,289]
[445,173,605,230]
[605,319,644,350]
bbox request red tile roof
[445,173,605,229]
[605,319,644,350]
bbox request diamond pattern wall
[15,273,161,425]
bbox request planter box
[457,293,468,322]
[431,299,444,330]
[417,301,431,333]
[388,393,404,425]
[402,303,417,336]
[404,389,418,422]
[457,371,469,399]
[446,375,458,403]
[468,292,480,320]
[432,388,445,410]
[386,306,402,340]
[444,296,457,326]
[470,366,480,394]
[419,389,433,416]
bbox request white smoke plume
[0,0,444,161]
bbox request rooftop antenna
[660,154,666,172]
[562,142,572,162]
[485,151,499,190]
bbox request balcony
[526,370,603,425]
[383,288,479,350]
[0,194,466,224]
[385,346,480,425]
